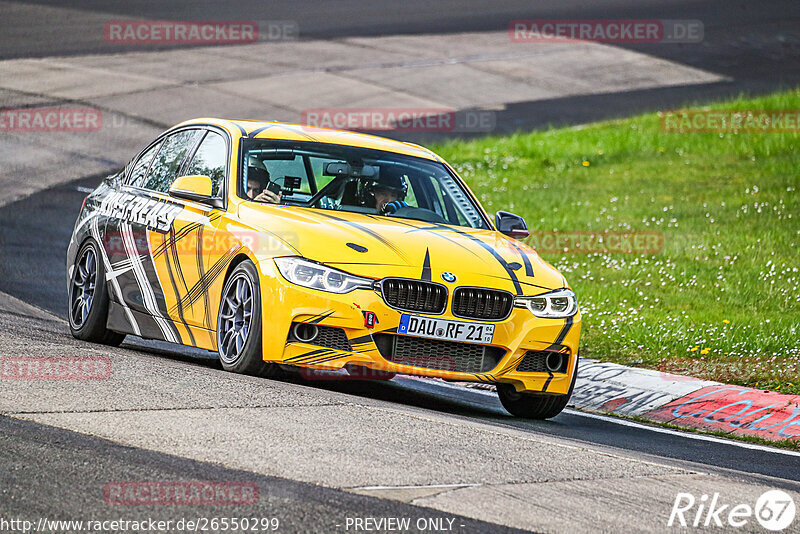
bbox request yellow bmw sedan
[66,118,581,419]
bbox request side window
[142,130,202,193]
[128,141,163,187]
[185,131,227,197]
[428,178,448,217]
[404,177,419,207]
[420,175,464,225]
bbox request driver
[246,157,281,204]
[367,167,409,214]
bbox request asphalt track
[0,416,525,533]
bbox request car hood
[238,204,566,295]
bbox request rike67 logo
[669,490,796,531]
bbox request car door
[102,128,208,345]
[147,128,231,348]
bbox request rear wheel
[217,261,280,377]
[497,359,578,419]
[68,239,125,346]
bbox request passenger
[367,168,409,214]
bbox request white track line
[397,377,800,458]
[353,483,481,491]
[563,409,800,458]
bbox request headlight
[515,289,578,318]
[274,257,373,293]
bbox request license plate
[398,314,494,344]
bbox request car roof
[174,118,442,162]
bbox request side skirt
[107,300,216,351]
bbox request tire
[216,260,280,377]
[68,239,125,346]
[497,359,579,419]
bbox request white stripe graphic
[90,217,141,336]
[119,222,178,343]
[108,256,141,273]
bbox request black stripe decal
[161,233,196,346]
[168,225,191,297]
[348,334,374,345]
[498,355,525,375]
[542,316,574,392]
[392,220,521,293]
[169,247,239,315]
[542,372,555,392]
[421,248,431,281]
[306,353,347,365]
[549,316,573,348]
[307,310,335,324]
[248,125,274,138]
[195,226,212,329]
[375,326,398,334]
[398,222,483,259]
[152,220,203,258]
[447,226,523,295]
[286,348,332,363]
[315,211,409,261]
[509,240,534,278]
[229,122,247,136]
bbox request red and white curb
[573,359,800,443]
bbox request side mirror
[495,210,530,239]
[169,175,223,208]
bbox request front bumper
[259,262,581,395]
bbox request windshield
[239,139,489,229]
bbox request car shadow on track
[120,336,532,422]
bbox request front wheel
[497,360,578,419]
[68,239,125,346]
[216,261,280,377]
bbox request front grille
[289,323,352,352]
[380,278,447,314]
[373,334,504,374]
[452,287,513,320]
[516,350,568,373]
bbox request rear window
[140,129,202,193]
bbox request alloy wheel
[70,246,98,328]
[218,273,254,364]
